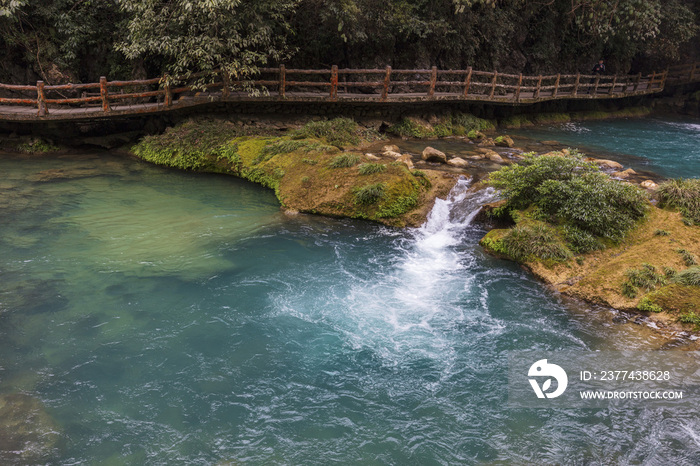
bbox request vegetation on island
[131,117,451,227]
[479,151,700,330]
[0,1,697,86]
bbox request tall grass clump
[357,163,387,175]
[329,153,361,168]
[501,223,572,261]
[673,266,700,287]
[656,178,700,225]
[489,153,648,242]
[291,118,381,147]
[677,249,698,266]
[354,183,387,205]
[625,263,667,291]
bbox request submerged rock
[0,393,61,464]
[421,147,447,163]
[381,145,400,155]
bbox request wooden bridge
[0,63,698,122]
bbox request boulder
[641,180,658,189]
[384,150,403,159]
[364,153,381,161]
[486,151,505,164]
[612,168,637,179]
[422,146,447,163]
[467,131,486,141]
[494,135,514,148]
[593,159,623,170]
[397,153,414,170]
[382,145,400,154]
[447,157,470,168]
[478,138,496,147]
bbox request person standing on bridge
[589,59,605,94]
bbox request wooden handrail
[0,63,697,119]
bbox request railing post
[99,76,111,113]
[463,67,472,97]
[221,70,230,98]
[609,74,617,95]
[534,75,542,99]
[164,75,172,107]
[36,80,48,116]
[381,65,391,101]
[489,70,498,99]
[428,66,437,97]
[553,73,560,97]
[661,70,668,90]
[633,73,641,91]
[593,76,600,95]
[573,73,580,96]
[330,65,338,100]
[514,73,522,102]
[279,65,286,98]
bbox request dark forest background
[0,0,698,85]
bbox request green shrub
[621,281,638,298]
[489,154,648,242]
[673,266,700,287]
[663,266,677,278]
[329,153,361,168]
[501,223,572,261]
[255,139,336,164]
[656,178,700,225]
[354,183,387,205]
[638,297,663,313]
[679,312,700,325]
[377,192,419,218]
[17,138,60,153]
[654,229,670,236]
[625,263,667,291]
[562,225,604,254]
[411,170,431,188]
[301,158,318,165]
[386,118,431,138]
[677,249,698,266]
[357,163,387,175]
[453,113,494,132]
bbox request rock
[447,157,470,168]
[593,159,624,170]
[467,131,486,141]
[467,155,486,160]
[365,153,381,161]
[478,138,495,147]
[397,153,414,170]
[421,146,447,163]
[612,168,637,178]
[382,145,400,154]
[0,393,61,464]
[488,152,506,164]
[641,180,658,189]
[384,150,402,159]
[495,135,514,147]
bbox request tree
[116,0,297,84]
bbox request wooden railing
[0,63,696,120]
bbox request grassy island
[480,152,700,330]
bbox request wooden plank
[37,81,48,116]
[463,67,472,97]
[428,66,437,97]
[100,76,111,112]
[279,65,286,98]
[381,66,391,101]
[514,73,522,101]
[573,73,580,96]
[534,75,542,99]
[489,71,498,99]
[330,65,338,100]
[553,73,560,97]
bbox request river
[1,115,699,464]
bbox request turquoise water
[513,116,700,178]
[0,130,699,464]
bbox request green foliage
[663,266,677,278]
[625,263,667,291]
[387,118,431,138]
[117,0,296,87]
[291,118,380,148]
[673,266,700,287]
[255,139,336,164]
[677,249,698,266]
[654,229,670,236]
[329,153,361,168]
[562,225,604,254]
[501,223,572,262]
[387,113,493,139]
[656,178,700,225]
[16,138,59,153]
[489,154,648,242]
[637,297,663,313]
[357,163,387,175]
[679,312,700,325]
[411,170,431,188]
[621,281,638,299]
[301,158,318,165]
[377,192,418,218]
[354,183,386,205]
